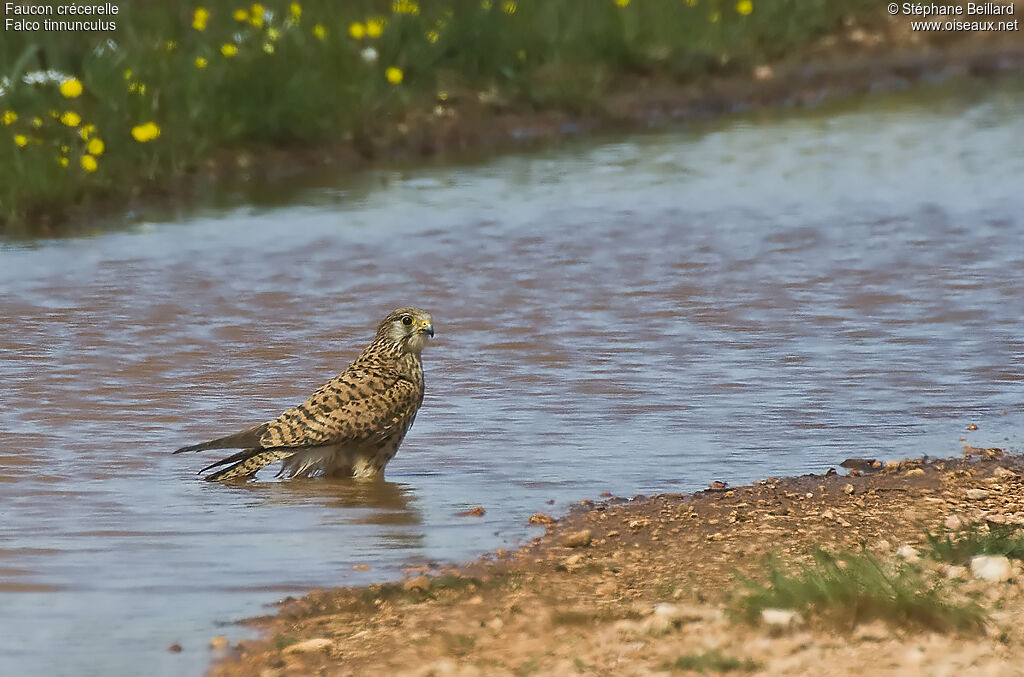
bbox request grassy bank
[0,0,878,235]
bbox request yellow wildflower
[31,117,42,128]
[614,0,629,6]
[503,1,517,14]
[267,27,280,40]
[131,121,161,142]
[81,155,98,172]
[60,144,70,154]
[736,0,753,14]
[366,17,385,37]
[263,42,274,54]
[233,7,248,21]
[195,56,208,69]
[392,0,419,15]
[312,23,326,40]
[248,3,264,27]
[289,2,301,19]
[349,22,366,39]
[426,29,439,43]
[221,43,238,57]
[14,134,28,147]
[60,111,82,127]
[60,78,83,98]
[2,110,16,125]
[79,123,96,140]
[385,66,403,84]
[50,109,60,119]
[87,138,105,156]
[59,156,70,167]
[437,90,448,101]
[123,69,133,80]
[128,82,147,95]
[165,40,178,52]
[193,7,209,30]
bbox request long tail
[201,448,296,482]
[173,424,269,455]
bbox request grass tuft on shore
[0,0,878,235]
[665,650,760,673]
[272,633,299,650]
[925,526,1024,565]
[730,550,986,632]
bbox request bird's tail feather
[202,448,295,482]
[173,423,269,454]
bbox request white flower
[22,69,71,85]
[360,47,378,63]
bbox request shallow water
[2,78,1023,676]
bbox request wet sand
[210,449,1024,676]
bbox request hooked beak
[422,323,434,338]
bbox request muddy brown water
[2,79,1023,675]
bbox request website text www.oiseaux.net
[890,2,1019,32]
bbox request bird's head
[376,307,434,355]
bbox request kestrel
[174,307,434,481]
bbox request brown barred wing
[258,370,422,449]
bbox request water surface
[1,79,1023,676]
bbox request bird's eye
[402,316,413,326]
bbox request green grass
[666,650,760,673]
[272,633,299,650]
[925,526,1024,565]
[730,550,985,632]
[0,0,878,234]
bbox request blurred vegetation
[0,0,876,234]
[926,524,1024,565]
[730,550,986,632]
[665,650,761,673]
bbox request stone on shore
[970,555,1013,582]
[564,529,593,548]
[284,638,334,654]
[760,608,804,632]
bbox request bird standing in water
[174,307,434,481]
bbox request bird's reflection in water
[232,477,423,526]
[231,477,428,554]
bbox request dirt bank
[208,448,1024,676]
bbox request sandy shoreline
[207,447,1024,676]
